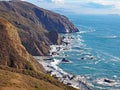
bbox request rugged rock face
[0,17,43,71]
[0,18,78,90]
[0,1,78,56]
[33,8,79,33]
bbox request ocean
[54,15,120,90]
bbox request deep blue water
[57,15,120,90]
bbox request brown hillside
[0,68,78,90]
[0,1,78,56]
[0,17,43,71]
[0,17,78,90]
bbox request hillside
[0,0,78,56]
[0,17,78,90]
[0,69,64,90]
[0,17,43,71]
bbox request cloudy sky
[19,0,120,15]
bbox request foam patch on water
[101,35,119,39]
[95,78,120,87]
[35,56,91,90]
[40,32,120,90]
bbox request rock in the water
[104,79,114,83]
[61,58,71,63]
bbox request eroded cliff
[0,1,78,56]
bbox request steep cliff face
[0,1,78,56]
[33,8,79,33]
[0,17,43,71]
[0,18,78,90]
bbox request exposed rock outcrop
[33,7,79,33]
[0,17,78,90]
[0,17,43,71]
[0,1,78,56]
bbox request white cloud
[63,0,120,9]
[0,0,27,1]
[90,0,120,9]
[24,0,120,15]
[51,0,64,4]
[63,0,120,14]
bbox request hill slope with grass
[0,17,77,90]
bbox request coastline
[34,16,120,90]
[34,56,91,90]
[34,34,91,90]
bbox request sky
[9,0,120,15]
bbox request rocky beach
[34,35,92,90]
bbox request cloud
[64,0,120,14]
[81,2,113,9]
[0,0,27,1]
[25,0,120,15]
[51,0,64,4]
[84,0,120,10]
[36,0,64,4]
[64,0,120,9]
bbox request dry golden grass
[0,65,78,90]
[0,69,78,90]
[0,69,50,90]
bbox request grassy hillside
[0,17,78,90]
[0,69,78,90]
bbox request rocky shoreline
[34,35,92,90]
[34,56,91,90]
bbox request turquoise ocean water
[55,15,120,90]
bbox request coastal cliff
[0,1,78,56]
[0,17,78,90]
[0,17,43,71]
